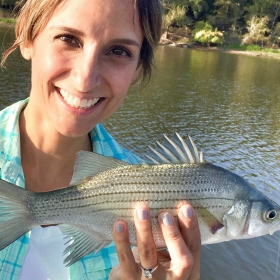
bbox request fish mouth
[57,88,104,110]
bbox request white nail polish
[137,208,148,220]
[161,213,173,226]
[182,206,193,219]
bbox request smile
[59,89,100,109]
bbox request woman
[0,0,201,279]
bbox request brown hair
[1,0,162,85]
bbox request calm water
[1,25,280,279]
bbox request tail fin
[0,179,37,250]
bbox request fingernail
[161,213,173,226]
[116,223,124,233]
[137,208,148,220]
[182,205,193,219]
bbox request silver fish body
[0,133,279,266]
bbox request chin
[56,123,94,139]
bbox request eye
[264,209,277,221]
[108,46,132,57]
[55,34,80,47]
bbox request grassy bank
[0,17,16,24]
[160,30,280,59]
[224,43,280,55]
[186,44,280,59]
[0,7,15,25]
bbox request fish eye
[264,210,277,221]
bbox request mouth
[58,88,103,110]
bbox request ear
[20,44,33,60]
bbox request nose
[71,46,101,92]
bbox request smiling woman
[0,0,201,279]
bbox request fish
[0,132,279,266]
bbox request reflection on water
[1,25,280,279]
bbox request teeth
[73,97,80,108]
[87,100,92,107]
[80,99,87,108]
[59,89,100,109]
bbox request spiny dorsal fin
[70,151,129,186]
[144,132,204,164]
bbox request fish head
[223,196,280,240]
[246,200,280,237]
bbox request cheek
[106,65,138,94]
[32,46,69,82]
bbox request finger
[111,220,139,280]
[158,211,194,278]
[109,266,120,280]
[132,247,140,263]
[178,204,201,279]
[134,206,158,269]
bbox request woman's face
[22,0,143,137]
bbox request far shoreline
[188,45,280,59]
[159,39,280,60]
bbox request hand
[109,203,201,280]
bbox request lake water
[1,25,280,279]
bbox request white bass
[0,133,279,266]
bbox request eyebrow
[109,38,141,48]
[51,26,85,37]
[51,26,142,48]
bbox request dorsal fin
[69,151,129,186]
[144,132,204,164]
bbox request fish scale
[0,133,279,266]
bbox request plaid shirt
[0,99,142,280]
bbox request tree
[192,21,224,46]
[208,0,249,33]
[163,5,189,32]
[0,0,18,9]
[242,15,270,46]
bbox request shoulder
[0,99,28,145]
[89,124,143,164]
[0,99,28,186]
[0,99,28,130]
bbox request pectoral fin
[58,224,111,266]
[195,207,224,234]
[223,200,250,238]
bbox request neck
[19,104,92,192]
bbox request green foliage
[243,44,262,51]
[0,17,16,23]
[193,21,213,33]
[163,5,188,30]
[192,21,224,46]
[274,22,280,36]
[226,43,280,55]
[0,17,16,24]
[194,29,224,46]
[185,0,214,18]
[242,15,270,46]
[0,0,18,8]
